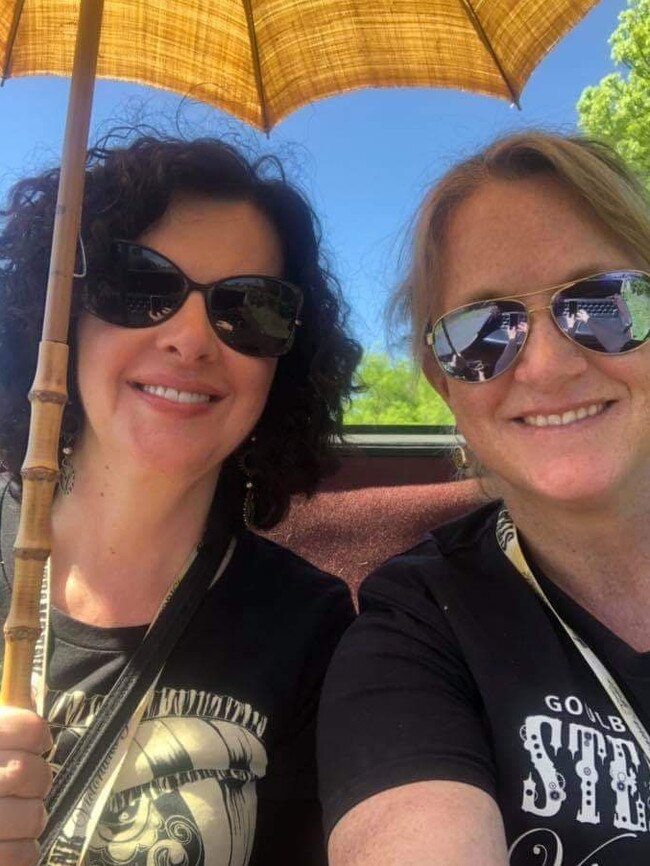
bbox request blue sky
[0,0,628,351]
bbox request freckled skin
[424,176,650,510]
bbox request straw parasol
[3,0,600,129]
[0,0,600,707]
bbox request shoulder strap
[38,483,236,864]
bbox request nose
[155,291,221,363]
[512,309,589,388]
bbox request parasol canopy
[2,0,600,132]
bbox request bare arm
[328,781,509,866]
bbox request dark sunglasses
[83,240,303,358]
[426,270,650,383]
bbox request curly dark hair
[0,133,362,529]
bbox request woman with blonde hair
[319,131,650,865]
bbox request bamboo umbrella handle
[0,0,104,708]
[1,347,67,707]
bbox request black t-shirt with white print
[0,490,354,866]
[318,501,650,865]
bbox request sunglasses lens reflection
[209,278,300,357]
[552,272,650,354]
[85,242,301,357]
[432,271,650,383]
[433,301,527,382]
[87,244,185,326]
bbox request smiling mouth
[133,383,215,405]
[519,402,611,428]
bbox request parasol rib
[241,0,270,132]
[458,0,521,109]
[1,0,26,83]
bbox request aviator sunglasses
[426,270,650,383]
[83,239,303,358]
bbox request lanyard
[496,507,650,767]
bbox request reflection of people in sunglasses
[0,133,362,864]
[565,298,633,353]
[448,352,476,380]
[320,131,650,866]
[444,307,506,381]
[493,320,528,376]
[148,300,175,322]
[452,316,527,381]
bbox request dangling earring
[239,436,257,530]
[452,444,470,472]
[59,439,76,496]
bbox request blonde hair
[392,131,650,365]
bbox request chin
[126,439,225,483]
[510,463,633,512]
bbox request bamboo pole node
[29,390,68,405]
[13,547,50,561]
[4,626,41,642]
[1,340,68,707]
[21,467,59,483]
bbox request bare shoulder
[328,780,509,866]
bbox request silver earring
[59,442,75,495]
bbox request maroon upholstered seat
[265,479,484,596]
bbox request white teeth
[139,384,211,404]
[522,403,605,428]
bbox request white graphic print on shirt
[509,691,650,864]
[45,687,268,866]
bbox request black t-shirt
[0,490,354,866]
[319,501,650,865]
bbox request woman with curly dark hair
[0,134,361,866]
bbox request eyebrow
[465,263,620,304]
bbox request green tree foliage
[577,0,650,182]
[345,353,455,425]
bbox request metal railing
[341,425,460,456]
